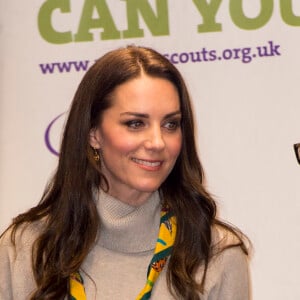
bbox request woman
[0,46,250,299]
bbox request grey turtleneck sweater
[0,191,250,299]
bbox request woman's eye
[164,120,181,131]
[125,120,144,129]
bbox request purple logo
[44,113,65,156]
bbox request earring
[93,147,100,162]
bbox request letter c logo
[44,113,65,156]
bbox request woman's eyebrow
[120,110,181,119]
[120,112,149,118]
[164,111,181,119]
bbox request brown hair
[7,46,247,299]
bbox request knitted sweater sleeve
[198,224,251,300]
[0,226,38,299]
[206,246,250,300]
[0,230,14,300]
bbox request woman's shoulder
[197,224,250,299]
[0,221,44,299]
[0,220,45,249]
[211,222,248,251]
[208,222,250,281]
[0,220,45,278]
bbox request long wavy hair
[6,46,248,299]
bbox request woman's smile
[131,157,163,170]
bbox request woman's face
[89,75,182,206]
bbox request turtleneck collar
[96,190,162,254]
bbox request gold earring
[93,148,100,162]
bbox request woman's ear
[89,128,102,149]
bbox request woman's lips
[131,157,163,169]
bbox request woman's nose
[144,126,165,151]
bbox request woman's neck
[96,190,161,253]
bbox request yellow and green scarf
[70,206,176,300]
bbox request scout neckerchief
[70,206,177,300]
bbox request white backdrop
[1,1,300,299]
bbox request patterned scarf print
[69,206,177,300]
